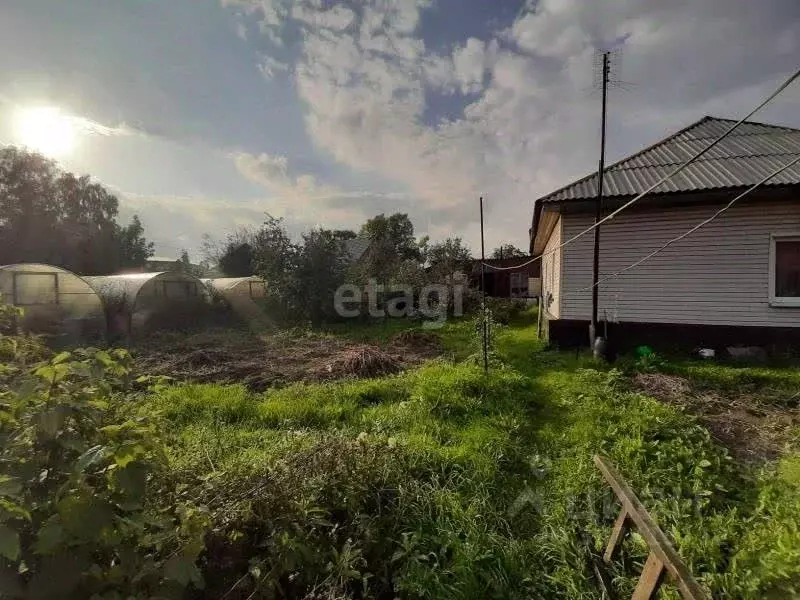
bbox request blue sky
[1,0,798,259]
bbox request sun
[13,106,78,158]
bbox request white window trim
[769,233,800,308]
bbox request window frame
[12,272,59,306]
[769,233,800,308]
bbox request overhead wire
[570,154,800,296]
[481,67,800,272]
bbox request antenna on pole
[590,49,618,357]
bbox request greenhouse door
[13,273,58,305]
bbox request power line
[481,67,800,273]
[570,154,800,295]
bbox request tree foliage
[426,237,472,277]
[0,147,154,275]
[118,215,154,270]
[358,213,421,282]
[248,216,350,324]
[0,330,208,598]
[490,244,526,259]
[202,228,258,278]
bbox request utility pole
[590,51,610,354]
[479,196,488,375]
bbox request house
[343,236,373,264]
[145,256,180,272]
[530,116,800,351]
[470,257,541,299]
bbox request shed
[470,257,540,299]
[0,263,106,341]
[86,272,211,336]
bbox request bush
[0,342,209,598]
[485,297,529,324]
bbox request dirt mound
[632,372,692,402]
[319,346,401,379]
[632,372,799,463]
[134,327,442,391]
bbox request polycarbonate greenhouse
[0,263,107,341]
[86,272,211,336]
[203,276,267,323]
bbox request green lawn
[141,312,800,599]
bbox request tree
[330,229,357,242]
[292,228,349,323]
[252,215,297,285]
[246,216,351,324]
[427,237,472,277]
[358,213,421,282]
[176,249,211,278]
[117,215,154,270]
[491,244,526,260]
[360,213,420,261]
[0,146,153,274]
[218,242,255,277]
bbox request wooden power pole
[590,51,610,352]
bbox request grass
[665,359,800,408]
[321,317,421,342]
[139,311,800,599]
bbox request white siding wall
[541,217,562,319]
[560,200,800,327]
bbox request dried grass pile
[390,329,441,350]
[632,372,692,403]
[322,346,401,379]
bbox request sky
[0,0,798,260]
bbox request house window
[770,234,800,307]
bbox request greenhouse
[86,271,211,336]
[0,263,107,342]
[204,276,267,323]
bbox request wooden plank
[594,455,707,600]
[604,507,631,563]
[632,552,666,600]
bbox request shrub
[0,346,209,598]
[485,297,529,325]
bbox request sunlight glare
[14,106,78,158]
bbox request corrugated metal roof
[538,116,800,204]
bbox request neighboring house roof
[343,236,372,263]
[538,116,800,205]
[147,256,178,263]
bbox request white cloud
[452,38,496,94]
[227,0,800,251]
[232,150,413,215]
[259,54,289,78]
[291,4,355,31]
[118,188,375,259]
[234,152,290,189]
